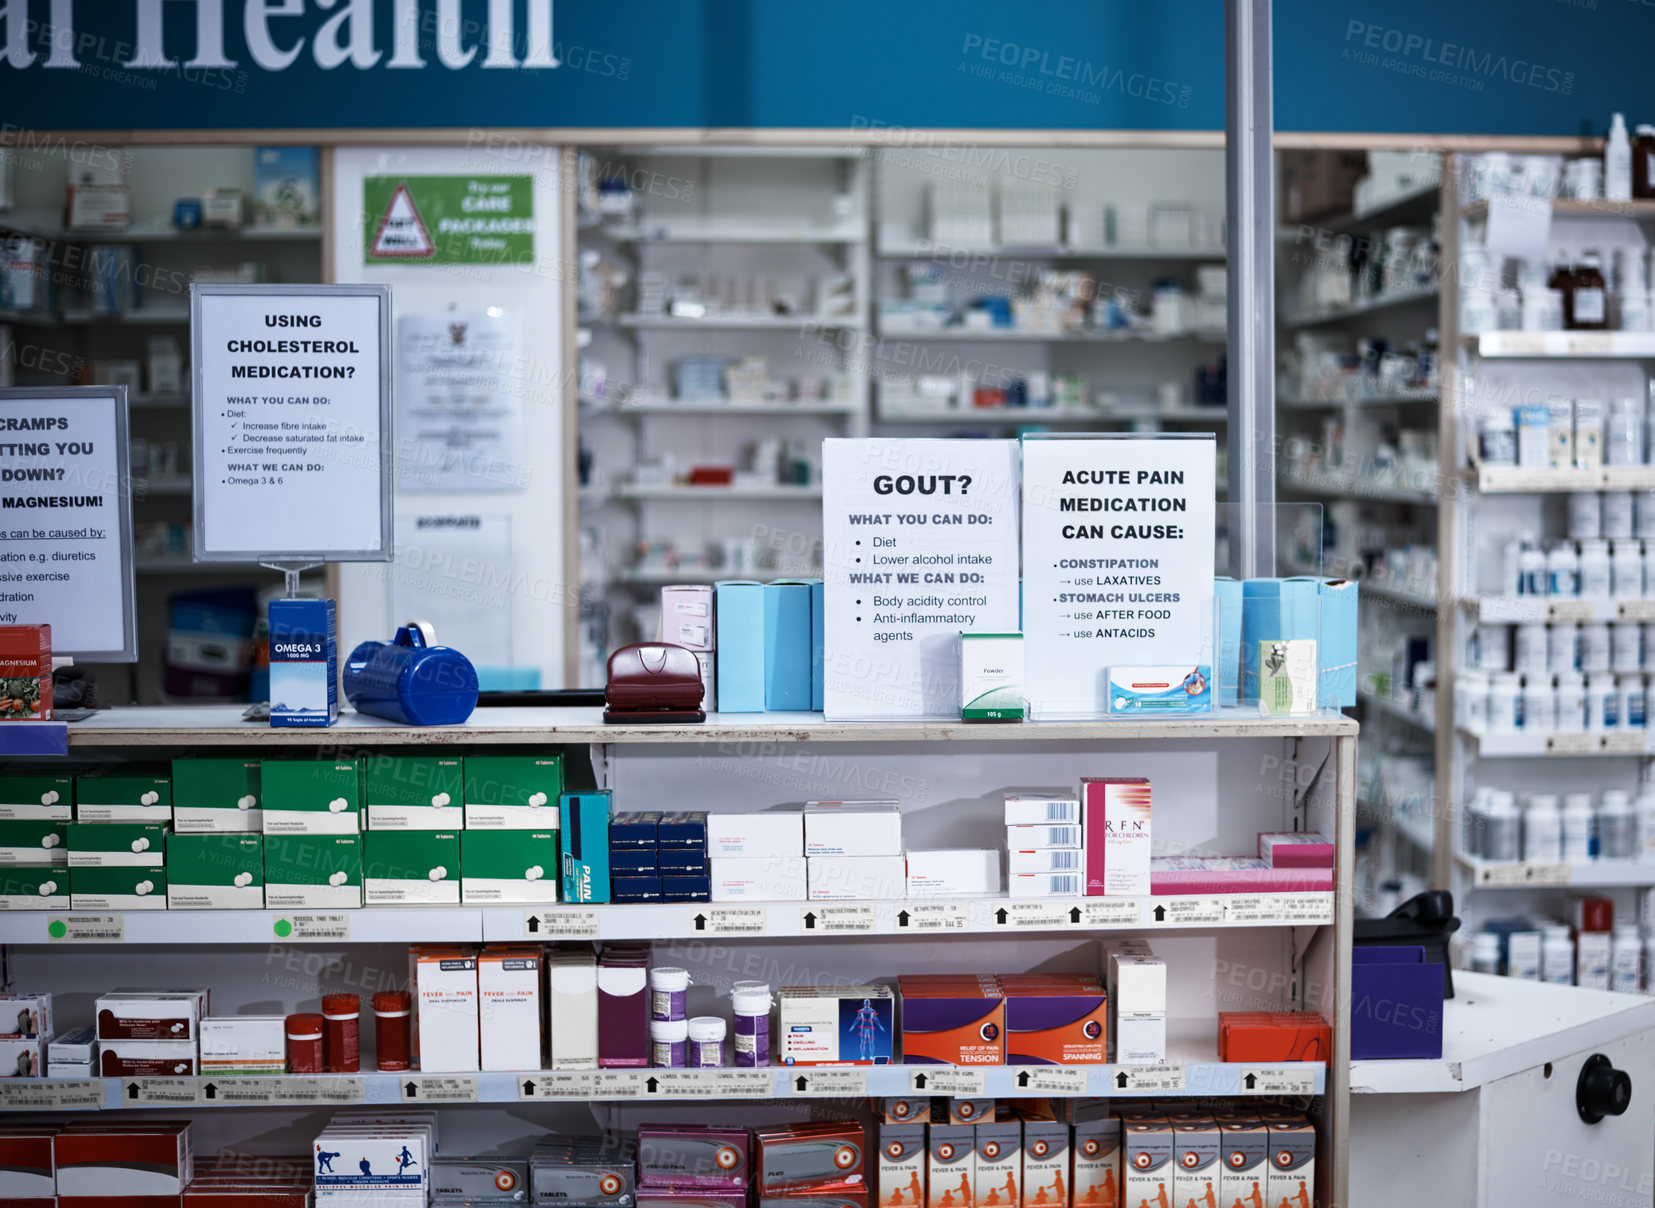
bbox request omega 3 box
[462,755,563,829]
[262,834,361,908]
[170,759,261,833]
[460,829,559,904]
[0,771,73,820]
[165,834,264,909]
[0,624,51,720]
[268,597,337,728]
[363,831,460,905]
[364,755,463,830]
[259,761,361,835]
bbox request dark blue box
[269,598,338,728]
[657,811,708,850]
[610,811,660,851]
[611,875,662,903]
[1350,945,1443,1059]
[656,854,708,876]
[661,872,711,902]
[610,848,658,875]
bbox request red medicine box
[0,626,51,721]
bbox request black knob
[1576,1053,1632,1124]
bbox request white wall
[330,145,567,688]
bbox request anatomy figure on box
[853,998,886,1060]
[316,1151,338,1174]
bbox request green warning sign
[363,175,535,265]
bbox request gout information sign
[192,285,392,563]
[0,388,136,661]
[822,438,1020,719]
[1020,433,1215,719]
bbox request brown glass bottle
[1634,125,1655,199]
[1566,251,1609,331]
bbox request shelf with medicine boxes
[1451,854,1655,889]
[1282,286,1440,329]
[1461,198,1655,222]
[1277,467,1442,505]
[1358,689,1435,733]
[1467,463,1655,491]
[1467,330,1655,358]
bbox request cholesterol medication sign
[1020,434,1215,718]
[0,387,136,660]
[822,438,1019,719]
[192,285,392,562]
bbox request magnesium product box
[1081,778,1151,897]
[0,771,73,821]
[804,801,903,857]
[1265,1119,1315,1208]
[960,632,1025,721]
[170,759,261,833]
[363,755,463,830]
[878,1124,926,1207]
[755,1121,866,1193]
[637,1123,750,1190]
[0,819,66,865]
[898,978,1004,1066]
[73,770,172,823]
[66,821,167,867]
[363,831,460,905]
[0,624,51,720]
[778,986,894,1066]
[715,580,765,712]
[1072,1111,1122,1208]
[661,583,714,650]
[808,855,906,900]
[165,834,264,909]
[198,1016,285,1075]
[561,791,612,904]
[1122,1121,1174,1208]
[434,1157,529,1202]
[461,830,559,904]
[268,597,337,728]
[1172,1118,1220,1208]
[412,946,480,1073]
[764,580,813,711]
[709,810,803,857]
[0,864,68,909]
[710,856,806,902]
[258,760,361,835]
[477,946,542,1071]
[1259,831,1335,868]
[1002,794,1079,825]
[925,1125,973,1208]
[971,1122,1020,1208]
[904,849,1000,897]
[71,865,165,909]
[1218,1118,1268,1208]
[54,1121,193,1197]
[545,948,598,1070]
[261,835,361,909]
[463,754,563,830]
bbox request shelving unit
[7,705,1355,1205]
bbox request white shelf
[878,406,1227,426]
[1358,690,1434,732]
[0,209,322,243]
[1459,595,1655,623]
[1352,971,1655,1094]
[56,705,1359,748]
[874,326,1224,344]
[1453,853,1655,888]
[618,314,862,332]
[616,483,822,502]
[589,399,857,419]
[1359,579,1437,611]
[604,224,864,244]
[1471,330,1655,358]
[1278,467,1438,504]
[877,241,1225,261]
[1462,198,1655,222]
[618,568,822,587]
[1458,728,1649,757]
[1470,463,1655,491]
[1304,184,1441,234]
[0,908,485,946]
[1283,287,1438,328]
[1277,387,1438,409]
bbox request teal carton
[715,581,765,712]
[763,580,813,711]
[1240,579,1320,703]
[810,579,825,711]
[1313,578,1359,708]
[560,791,611,903]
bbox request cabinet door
[1480,1032,1655,1208]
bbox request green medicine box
[459,830,559,904]
[260,761,363,835]
[71,865,165,910]
[73,769,173,823]
[65,822,167,868]
[0,820,66,866]
[364,756,464,831]
[363,831,460,905]
[263,835,362,909]
[0,865,68,910]
[171,759,262,833]
[166,835,265,910]
[463,755,563,830]
[0,771,74,821]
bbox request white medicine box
[804,800,902,857]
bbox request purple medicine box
[637,1124,752,1189]
[1350,945,1443,1060]
[598,943,650,1067]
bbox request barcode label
[1042,804,1076,821]
[1006,826,1081,847]
[1045,851,1081,871]
[1048,875,1080,895]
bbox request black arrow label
[693,913,707,931]
[404,1081,418,1098]
[1243,1073,1257,1090]
[795,1075,809,1092]
[1017,1071,1031,1088]
[127,1082,140,1100]
[645,1076,661,1093]
[1152,904,1166,922]
[803,912,817,929]
[523,1080,536,1096]
[913,1073,928,1089]
[1068,907,1082,924]
[203,1083,217,1100]
[1115,1071,1129,1090]
[526,915,541,933]
[897,910,911,927]
[994,908,1009,925]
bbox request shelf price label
[1107,1065,1185,1093]
[0,1079,104,1111]
[1237,1067,1318,1096]
[1477,862,1569,887]
[1082,899,1142,927]
[200,1079,276,1106]
[695,907,766,936]
[46,914,123,943]
[272,914,350,942]
[1547,600,1596,623]
[122,1078,200,1105]
[521,1071,643,1100]
[896,903,970,932]
[1545,733,1596,756]
[645,1070,772,1098]
[788,1069,867,1098]
[991,902,1079,930]
[1146,897,1225,926]
[1009,1066,1087,1094]
[1598,732,1645,755]
[800,905,875,934]
[1616,600,1655,622]
[522,910,600,940]
[272,1076,363,1105]
[909,1068,986,1095]
[400,1076,476,1103]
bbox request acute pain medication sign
[1020,434,1215,718]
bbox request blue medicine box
[764,580,814,711]
[715,581,765,712]
[657,810,707,850]
[1241,579,1321,702]
[560,791,611,903]
[810,579,825,711]
[661,872,711,902]
[609,812,660,851]
[1312,578,1359,708]
[609,848,658,875]
[611,875,662,903]
[1214,578,1243,706]
[269,598,338,728]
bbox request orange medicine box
[999,975,1107,1066]
[1265,1118,1315,1208]
[877,1124,926,1208]
[1120,1120,1172,1208]
[1218,1119,1268,1208]
[0,626,51,721]
[971,1123,1019,1208]
[1018,1120,1069,1208]
[925,1126,974,1208]
[1217,1012,1331,1063]
[1172,1118,1219,1208]
[900,977,1005,1067]
[755,1121,866,1194]
[1071,1108,1121,1208]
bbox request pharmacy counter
[1350,973,1655,1208]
